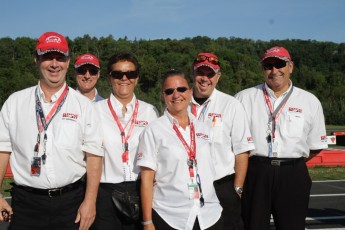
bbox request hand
[0,198,13,222]
[75,199,96,230]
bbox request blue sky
[1,0,344,43]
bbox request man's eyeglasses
[109,70,138,80]
[163,86,189,95]
[195,55,220,65]
[194,69,217,78]
[76,68,99,76]
[262,61,287,70]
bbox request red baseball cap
[35,32,69,56]
[74,53,100,69]
[193,52,221,73]
[261,46,291,63]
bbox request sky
[1,0,344,43]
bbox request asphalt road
[1,180,345,229]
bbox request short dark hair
[161,69,189,90]
[107,52,141,74]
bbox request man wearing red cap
[0,32,103,230]
[235,46,328,230]
[74,53,104,102]
[190,52,255,229]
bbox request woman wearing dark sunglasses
[91,53,159,230]
[137,70,223,230]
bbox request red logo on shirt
[137,152,143,160]
[321,135,327,142]
[207,113,221,118]
[62,113,78,121]
[196,132,209,140]
[288,107,302,113]
[135,120,149,127]
[247,136,253,143]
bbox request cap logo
[267,47,281,53]
[81,55,94,60]
[45,36,62,44]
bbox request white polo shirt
[0,83,103,189]
[95,93,159,183]
[190,89,255,180]
[137,110,222,230]
[235,83,328,158]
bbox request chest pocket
[54,119,81,149]
[281,111,304,138]
[211,119,223,143]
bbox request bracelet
[141,220,153,226]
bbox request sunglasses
[76,68,99,76]
[194,69,217,78]
[262,61,287,70]
[163,86,189,95]
[195,55,220,65]
[109,70,138,80]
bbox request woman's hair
[161,69,189,90]
[107,52,141,74]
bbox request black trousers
[214,174,244,230]
[90,182,141,230]
[9,184,84,230]
[241,157,311,230]
[152,209,223,230]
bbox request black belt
[249,156,304,166]
[214,174,235,185]
[14,178,84,197]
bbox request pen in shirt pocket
[212,116,217,127]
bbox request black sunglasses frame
[262,61,288,71]
[163,87,189,95]
[109,70,138,80]
[76,68,99,76]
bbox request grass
[1,178,13,197]
[308,166,345,181]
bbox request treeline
[0,35,344,125]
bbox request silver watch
[234,186,243,194]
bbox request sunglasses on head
[262,61,287,70]
[76,68,99,76]
[194,69,217,78]
[109,70,138,79]
[195,55,220,65]
[163,86,189,95]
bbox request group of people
[0,31,328,230]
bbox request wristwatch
[234,186,243,195]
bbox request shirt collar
[110,93,136,110]
[264,80,293,99]
[38,82,67,103]
[164,108,195,128]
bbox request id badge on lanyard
[32,85,69,176]
[108,98,139,181]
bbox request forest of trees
[0,35,344,125]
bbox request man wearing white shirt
[0,32,103,230]
[74,53,104,102]
[235,46,328,230]
[190,52,255,230]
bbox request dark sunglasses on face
[76,68,99,76]
[194,69,217,78]
[195,55,220,65]
[262,61,287,70]
[109,70,138,80]
[163,86,189,95]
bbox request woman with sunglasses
[91,53,159,230]
[137,70,223,230]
